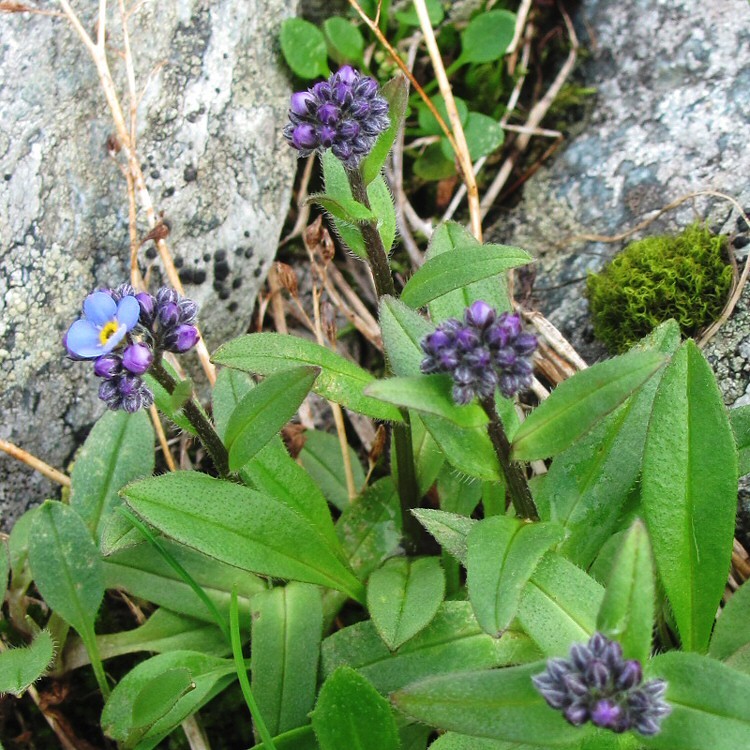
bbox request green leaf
[401,244,530,310]
[280,18,329,79]
[379,296,501,480]
[418,95,469,137]
[710,579,750,662]
[362,76,409,185]
[411,414,445,494]
[0,630,55,697]
[430,734,542,750]
[168,378,193,413]
[224,366,319,471]
[518,553,604,657]
[70,409,154,538]
[254,725,320,750]
[28,501,104,637]
[308,192,375,223]
[392,661,590,746]
[512,350,667,460]
[251,583,323,737]
[130,668,195,736]
[213,332,401,422]
[323,16,364,63]
[534,320,679,567]
[642,341,737,652]
[64,609,227,670]
[412,509,476,565]
[365,375,489,427]
[730,404,750,475]
[367,557,446,650]
[395,0,444,26]
[103,538,265,627]
[467,517,564,638]
[413,143,456,182]
[460,10,516,64]
[0,539,8,606]
[596,520,655,664]
[144,359,198,435]
[298,429,366,511]
[425,221,511,321]
[437,466,483,517]
[441,112,505,161]
[313,668,399,750]
[122,472,364,601]
[244,437,343,559]
[213,368,255,442]
[322,602,540,694]
[644,651,750,750]
[101,651,235,747]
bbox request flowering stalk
[148,357,230,479]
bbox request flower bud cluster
[532,633,671,736]
[284,65,390,168]
[64,284,200,413]
[420,300,537,405]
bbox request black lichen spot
[215,249,227,261]
[150,169,161,180]
[244,230,250,238]
[145,247,157,260]
[203,253,211,262]
[184,165,198,182]
[219,289,230,300]
[253,267,263,278]
[244,247,254,259]
[228,301,238,312]
[174,256,184,268]
[213,280,224,292]
[193,269,207,284]
[162,187,175,199]
[214,260,230,282]
[179,268,193,283]
[3,174,11,181]
[232,278,242,289]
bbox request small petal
[83,292,117,326]
[116,295,141,331]
[65,319,104,359]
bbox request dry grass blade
[0,439,71,487]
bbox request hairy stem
[480,396,538,521]
[346,167,421,550]
[149,358,230,478]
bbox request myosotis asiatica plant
[3,58,750,750]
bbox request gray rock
[488,0,750,371]
[0,0,298,528]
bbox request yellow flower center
[99,320,120,345]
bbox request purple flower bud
[319,125,336,147]
[317,102,341,125]
[312,81,331,99]
[94,354,122,379]
[336,65,357,85]
[617,660,643,690]
[339,119,361,139]
[292,123,318,150]
[454,327,479,351]
[99,379,119,403]
[564,704,589,726]
[465,300,495,328]
[349,98,371,119]
[355,77,378,98]
[118,373,140,396]
[166,324,199,353]
[591,700,621,729]
[136,292,156,323]
[156,287,179,306]
[585,660,611,691]
[122,343,153,375]
[332,141,354,162]
[178,298,199,324]
[290,90,314,116]
[159,301,180,328]
[332,82,354,106]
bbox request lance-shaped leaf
[0,629,55,697]
[430,734,544,750]
[512,350,667,460]
[412,508,476,565]
[467,517,564,637]
[130,668,195,742]
[367,556,446,650]
[401,244,531,310]
[70,409,154,537]
[411,414,445,494]
[362,76,408,185]
[253,725,320,750]
[104,538,265,627]
[0,539,8,606]
[518,553,604,657]
[379,297,501,479]
[596,520,655,664]
[645,651,750,750]
[322,601,540,694]
[710,577,750,662]
[730,404,750,476]
[307,192,374,223]
[365,375,489,428]
[28,501,104,639]
[212,367,255,441]
[425,222,511,321]
[101,651,235,747]
[251,583,323,737]
[213,332,401,422]
[641,341,737,652]
[144,358,199,436]
[312,668,399,750]
[122,472,364,602]
[392,662,590,746]
[224,366,319,471]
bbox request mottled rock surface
[489,0,750,376]
[0,0,298,528]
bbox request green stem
[230,589,277,750]
[118,507,231,644]
[480,396,538,521]
[83,625,111,700]
[149,357,230,478]
[346,167,421,550]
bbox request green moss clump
[586,223,732,353]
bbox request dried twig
[279,155,316,247]
[0,439,70,487]
[149,404,177,472]
[412,0,482,241]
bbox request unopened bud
[274,262,299,298]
